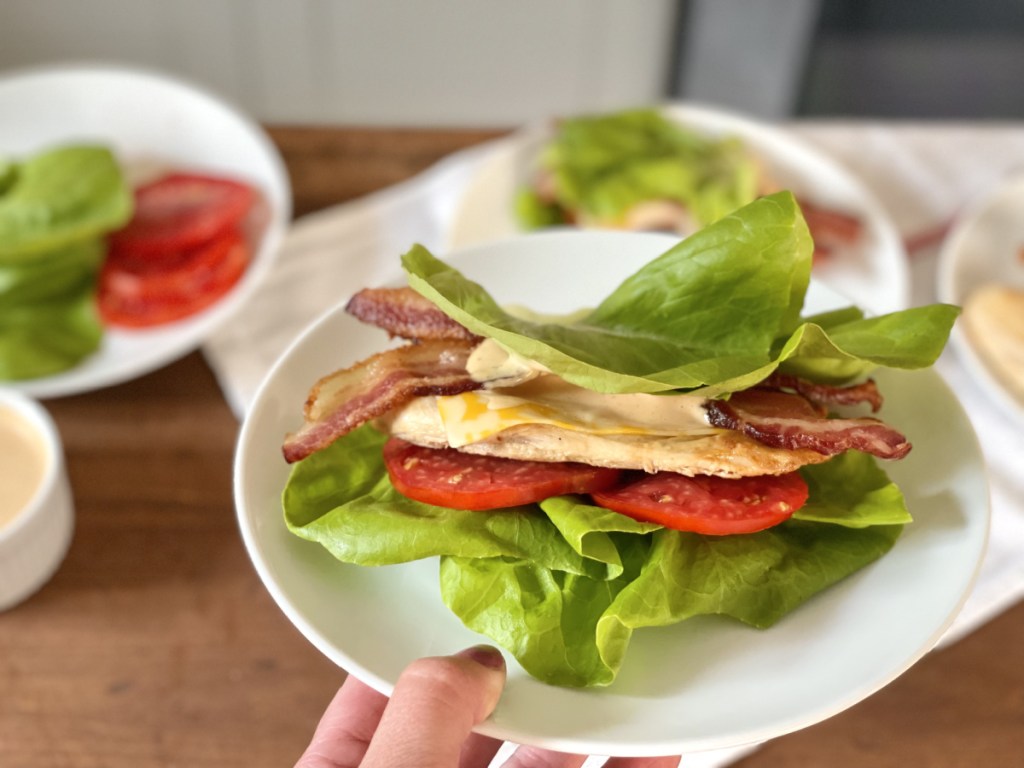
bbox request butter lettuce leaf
[283,424,907,687]
[0,239,104,310]
[405,192,958,396]
[0,239,106,379]
[517,108,760,228]
[440,539,649,688]
[0,285,103,380]
[0,145,132,261]
[407,192,812,393]
[0,144,132,378]
[604,520,901,634]
[796,450,911,528]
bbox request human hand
[295,644,680,768]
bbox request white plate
[0,64,291,398]
[447,103,908,316]
[937,173,1024,426]
[235,230,987,756]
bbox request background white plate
[235,230,987,756]
[937,173,1024,427]
[0,64,291,398]
[447,103,909,316]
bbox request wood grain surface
[0,126,1020,768]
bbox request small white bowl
[0,390,74,611]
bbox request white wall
[0,0,678,127]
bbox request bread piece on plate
[962,283,1024,402]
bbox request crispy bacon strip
[346,287,478,341]
[756,373,883,413]
[704,390,911,460]
[282,339,481,463]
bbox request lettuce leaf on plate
[406,192,959,396]
[284,426,907,687]
[0,286,103,379]
[0,145,132,261]
[0,239,104,310]
[0,238,106,380]
[0,144,132,379]
[516,108,760,229]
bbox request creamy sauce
[466,338,549,386]
[0,406,48,530]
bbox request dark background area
[798,0,1024,117]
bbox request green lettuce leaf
[405,192,959,396]
[0,157,15,197]
[0,144,132,261]
[517,108,760,228]
[602,518,901,636]
[407,192,813,393]
[283,425,908,687]
[0,239,105,310]
[0,144,134,378]
[796,450,911,528]
[0,239,106,380]
[440,537,650,688]
[514,188,565,229]
[0,284,103,380]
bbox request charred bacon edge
[704,389,910,460]
[282,339,481,463]
[756,373,883,413]
[346,287,478,341]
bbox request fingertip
[452,644,507,722]
[400,646,507,724]
[455,643,506,671]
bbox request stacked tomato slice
[98,173,255,327]
[382,437,809,535]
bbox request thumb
[360,645,507,768]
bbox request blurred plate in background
[0,64,290,398]
[937,173,1024,427]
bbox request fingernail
[457,644,506,670]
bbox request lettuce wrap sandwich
[280,192,958,687]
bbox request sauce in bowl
[0,404,48,530]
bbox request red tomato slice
[383,438,623,511]
[98,228,250,328]
[591,471,808,535]
[109,173,254,257]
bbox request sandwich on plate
[515,107,862,259]
[281,192,958,687]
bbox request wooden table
[1,126,1021,768]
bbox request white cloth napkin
[203,123,1024,767]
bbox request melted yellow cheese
[436,376,716,448]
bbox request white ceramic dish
[447,103,908,316]
[937,173,1024,427]
[0,64,291,398]
[235,230,987,756]
[0,390,74,611]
